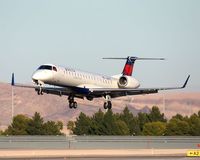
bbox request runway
[0,136,199,159]
[1,158,195,160]
[0,149,190,158]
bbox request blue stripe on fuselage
[73,87,90,95]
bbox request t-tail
[103,56,165,76]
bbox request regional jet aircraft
[12,56,190,109]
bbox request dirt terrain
[0,83,199,126]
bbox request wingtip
[182,75,190,88]
[11,73,15,86]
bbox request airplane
[11,56,190,109]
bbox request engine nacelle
[118,76,140,88]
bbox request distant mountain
[0,83,200,127]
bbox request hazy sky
[0,0,199,91]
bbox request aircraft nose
[32,72,41,81]
[32,70,52,82]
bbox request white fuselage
[32,64,140,89]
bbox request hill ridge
[0,83,199,126]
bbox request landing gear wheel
[103,95,112,110]
[69,102,77,109]
[68,95,78,109]
[103,101,112,110]
[104,102,108,109]
[37,88,43,95]
[69,102,74,109]
[73,102,77,109]
[107,101,112,109]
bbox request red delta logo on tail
[122,57,135,76]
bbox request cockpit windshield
[38,65,52,70]
[38,65,57,72]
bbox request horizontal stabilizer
[103,56,165,61]
[103,56,165,76]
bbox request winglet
[11,73,15,86]
[182,75,190,88]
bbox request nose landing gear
[37,86,43,95]
[34,80,44,95]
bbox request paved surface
[0,149,189,158]
[0,136,199,158]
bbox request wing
[12,83,90,99]
[11,72,190,99]
[11,73,90,98]
[89,75,190,98]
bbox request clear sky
[0,0,199,91]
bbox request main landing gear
[68,95,77,109]
[103,95,112,109]
[67,95,112,110]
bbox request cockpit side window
[53,66,57,72]
[38,65,52,70]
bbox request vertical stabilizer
[122,57,135,76]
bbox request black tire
[37,90,43,95]
[108,101,112,109]
[73,102,78,109]
[103,102,108,109]
[69,102,73,109]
